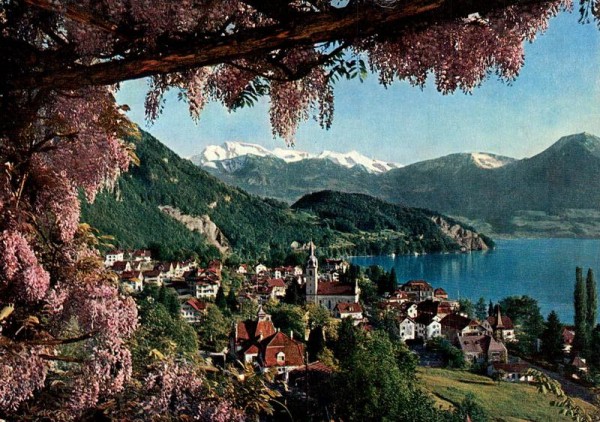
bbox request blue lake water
[349,239,600,324]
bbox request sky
[116,11,600,165]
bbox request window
[277,352,285,363]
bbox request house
[415,314,442,341]
[231,307,305,379]
[323,259,349,274]
[487,362,533,382]
[181,298,207,324]
[333,302,363,324]
[400,280,434,302]
[304,243,360,312]
[236,264,248,274]
[111,261,131,274]
[482,307,516,342]
[434,288,448,300]
[399,317,416,342]
[192,280,219,299]
[132,249,152,262]
[142,269,163,286]
[120,271,144,292]
[104,250,124,267]
[265,278,287,299]
[255,264,268,274]
[440,313,487,341]
[458,335,507,364]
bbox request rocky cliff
[431,216,490,251]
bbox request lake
[349,238,600,324]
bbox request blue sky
[116,11,600,165]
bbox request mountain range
[196,133,600,237]
[80,130,491,262]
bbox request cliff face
[432,216,490,252]
[159,205,231,254]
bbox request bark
[11,0,553,91]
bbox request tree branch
[10,0,554,91]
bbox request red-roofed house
[441,313,487,341]
[230,306,305,379]
[562,326,575,353]
[104,250,124,267]
[482,307,516,342]
[132,249,152,262]
[181,298,208,323]
[434,288,448,300]
[111,260,131,274]
[487,362,533,382]
[333,302,363,324]
[458,335,507,364]
[120,270,144,292]
[266,278,287,298]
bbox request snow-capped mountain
[190,141,402,174]
[470,152,513,169]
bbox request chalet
[399,317,416,342]
[192,280,219,299]
[333,302,363,324]
[414,314,442,341]
[482,307,516,342]
[487,362,533,382]
[231,307,305,379]
[236,264,248,274]
[387,290,409,303]
[401,280,434,302]
[255,264,268,275]
[305,244,359,312]
[181,298,207,324]
[458,335,507,364]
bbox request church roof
[317,282,355,296]
[486,315,514,330]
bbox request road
[525,361,596,404]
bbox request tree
[307,326,326,362]
[540,311,564,363]
[215,286,227,310]
[458,298,475,319]
[475,297,488,321]
[488,300,495,317]
[574,267,589,355]
[499,296,544,355]
[196,304,231,352]
[226,288,239,313]
[586,268,597,335]
[0,0,584,417]
[388,267,398,294]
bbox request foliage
[475,297,488,321]
[586,268,597,338]
[427,338,467,369]
[266,303,306,340]
[131,297,198,369]
[541,311,565,363]
[0,0,579,417]
[458,298,475,319]
[196,304,231,352]
[307,326,326,362]
[499,295,545,355]
[216,286,227,311]
[574,267,589,355]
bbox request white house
[181,298,207,324]
[333,302,363,325]
[399,317,416,341]
[415,314,442,341]
[104,250,124,267]
[255,264,268,274]
[193,280,219,299]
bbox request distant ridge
[190,141,403,174]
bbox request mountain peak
[548,132,600,153]
[470,152,515,169]
[191,141,403,173]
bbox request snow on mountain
[191,141,403,173]
[470,152,513,169]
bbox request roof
[185,298,207,313]
[415,313,439,325]
[402,279,434,291]
[111,261,129,271]
[133,249,151,257]
[335,302,363,314]
[562,327,575,344]
[142,270,161,277]
[290,361,333,375]
[490,362,530,374]
[107,249,124,255]
[266,278,286,288]
[417,299,439,315]
[441,313,473,330]
[434,288,448,296]
[317,281,355,296]
[487,315,514,330]
[458,335,506,355]
[263,331,305,367]
[236,319,277,343]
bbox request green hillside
[81,131,493,261]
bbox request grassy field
[418,367,596,422]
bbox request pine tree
[541,311,564,362]
[475,297,487,321]
[388,268,398,293]
[307,326,326,362]
[573,267,589,354]
[215,286,227,310]
[226,288,238,313]
[586,268,597,335]
[488,300,494,317]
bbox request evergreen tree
[215,286,227,310]
[589,324,600,370]
[475,297,487,321]
[164,289,181,317]
[586,268,597,335]
[540,311,563,363]
[388,268,398,293]
[488,300,494,317]
[307,326,326,362]
[458,298,474,319]
[157,284,167,305]
[573,267,589,354]
[226,288,238,313]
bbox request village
[104,244,583,388]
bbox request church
[304,243,360,311]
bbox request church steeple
[305,242,318,303]
[496,305,504,329]
[493,305,504,341]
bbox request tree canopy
[0,0,595,419]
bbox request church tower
[493,305,505,342]
[305,242,319,304]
